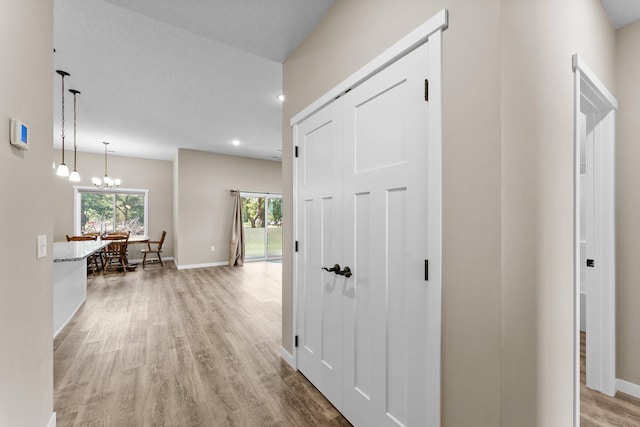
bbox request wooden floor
[54,261,351,426]
[54,263,640,426]
[581,331,640,426]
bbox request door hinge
[424,259,429,281]
[295,241,299,252]
[295,146,299,158]
[586,259,595,268]
[295,335,299,347]
[424,79,429,102]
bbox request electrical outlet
[210,246,216,252]
[37,235,47,259]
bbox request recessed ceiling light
[278,94,285,102]
[232,139,240,146]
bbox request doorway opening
[573,54,618,426]
[241,192,282,261]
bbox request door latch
[322,264,341,273]
[586,259,595,268]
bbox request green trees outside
[269,198,282,226]
[242,196,265,228]
[241,196,282,228]
[241,195,283,259]
[80,192,145,235]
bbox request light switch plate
[37,235,47,259]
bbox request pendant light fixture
[55,70,70,177]
[68,89,81,182]
[92,142,121,188]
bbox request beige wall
[616,19,640,386]
[52,150,174,258]
[0,1,54,426]
[283,1,503,425]
[284,0,618,425]
[501,0,615,425]
[174,149,281,267]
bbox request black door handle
[337,266,352,278]
[322,264,341,273]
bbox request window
[241,193,282,260]
[74,187,149,237]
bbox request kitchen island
[53,240,107,337]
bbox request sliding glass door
[241,193,282,260]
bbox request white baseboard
[47,412,56,427]
[177,261,228,270]
[280,347,296,370]
[616,378,640,399]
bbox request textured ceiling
[53,0,335,161]
[601,0,640,29]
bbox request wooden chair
[141,230,166,269]
[66,235,102,274]
[103,232,130,273]
[66,235,96,241]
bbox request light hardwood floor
[55,263,640,426]
[581,332,640,426]
[54,262,351,426]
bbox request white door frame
[284,9,448,371]
[572,54,618,425]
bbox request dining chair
[103,232,130,273]
[141,230,166,269]
[66,234,102,273]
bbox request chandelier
[92,142,121,188]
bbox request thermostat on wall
[10,118,30,150]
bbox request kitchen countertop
[53,241,108,262]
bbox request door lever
[322,264,341,273]
[337,266,352,278]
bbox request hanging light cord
[104,142,108,177]
[72,91,77,170]
[60,73,66,163]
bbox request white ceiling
[55,0,634,164]
[601,0,640,29]
[53,0,335,162]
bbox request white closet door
[295,99,344,409]
[341,42,434,427]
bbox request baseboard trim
[177,261,228,270]
[280,347,296,370]
[616,379,640,399]
[47,412,56,427]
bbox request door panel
[386,188,408,426]
[353,192,372,400]
[342,42,431,427]
[354,80,408,174]
[296,100,343,409]
[296,40,439,427]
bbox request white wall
[0,1,54,425]
[174,149,281,267]
[615,18,640,387]
[285,0,616,425]
[501,0,615,424]
[283,1,503,425]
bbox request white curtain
[229,192,245,266]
